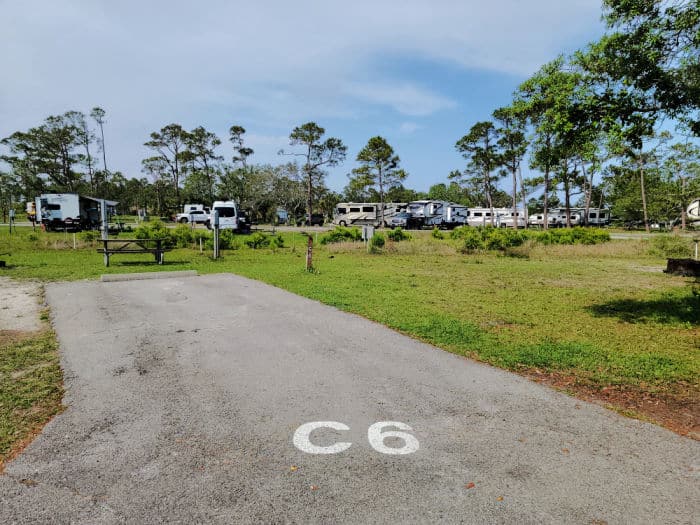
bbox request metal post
[8,209,15,234]
[306,235,313,271]
[213,210,220,259]
[100,199,108,241]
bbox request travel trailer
[333,202,405,227]
[35,193,117,231]
[467,207,526,228]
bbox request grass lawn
[0,326,64,470]
[0,226,697,436]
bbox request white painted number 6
[367,421,420,455]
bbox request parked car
[389,212,412,229]
[175,209,210,225]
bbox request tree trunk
[681,176,687,230]
[543,135,550,231]
[639,157,650,233]
[518,165,528,228]
[378,166,384,228]
[581,159,592,226]
[511,164,518,229]
[564,159,571,228]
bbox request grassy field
[0,325,64,470]
[0,226,697,435]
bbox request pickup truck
[175,209,210,225]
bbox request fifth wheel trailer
[333,203,406,227]
[35,193,117,231]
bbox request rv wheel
[339,220,346,227]
[179,217,188,224]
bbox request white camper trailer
[333,203,405,227]
[467,207,526,228]
[35,193,117,231]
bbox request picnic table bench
[98,238,171,267]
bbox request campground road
[1,273,698,524]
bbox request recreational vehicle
[333,202,405,227]
[467,208,526,228]
[687,198,700,224]
[404,200,468,229]
[35,193,117,231]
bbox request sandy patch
[0,277,42,332]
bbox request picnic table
[98,238,171,267]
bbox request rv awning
[83,196,119,207]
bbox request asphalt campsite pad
[1,273,697,523]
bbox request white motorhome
[210,200,249,232]
[467,207,526,228]
[571,207,611,226]
[333,202,405,227]
[183,203,210,213]
[404,200,467,229]
[35,193,117,231]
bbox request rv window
[216,207,237,218]
[350,207,360,212]
[362,206,374,212]
[47,204,61,210]
[473,212,482,217]
[590,212,597,219]
[336,208,346,214]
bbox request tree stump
[664,258,700,277]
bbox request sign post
[212,210,220,259]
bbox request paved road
[1,274,698,524]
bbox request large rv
[467,208,526,228]
[333,202,405,227]
[403,200,468,229]
[685,198,700,224]
[528,208,609,227]
[35,193,117,231]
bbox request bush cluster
[369,233,385,253]
[430,227,445,240]
[133,220,174,248]
[319,226,362,244]
[648,235,692,258]
[243,232,284,250]
[451,226,610,252]
[387,227,411,242]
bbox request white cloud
[345,83,456,117]
[399,122,421,134]
[0,0,604,180]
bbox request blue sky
[0,0,606,194]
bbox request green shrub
[369,232,385,253]
[244,232,270,249]
[27,233,39,242]
[172,224,194,248]
[269,235,285,251]
[431,227,444,240]
[454,226,610,253]
[205,229,239,250]
[387,227,411,242]
[320,226,362,244]
[133,220,174,248]
[649,235,692,258]
[79,231,98,243]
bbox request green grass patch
[1,226,697,392]
[0,330,64,466]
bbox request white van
[210,200,249,232]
